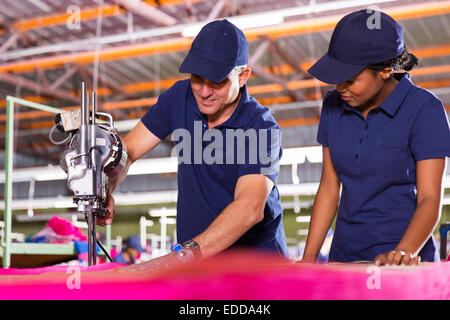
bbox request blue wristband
[171,243,184,253]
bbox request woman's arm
[301,147,341,262]
[374,158,446,265]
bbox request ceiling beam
[0,33,19,55]
[79,65,134,98]
[206,0,227,21]
[3,0,205,34]
[1,53,450,110]
[0,37,192,73]
[114,0,178,26]
[49,65,79,91]
[0,72,79,104]
[1,74,449,124]
[2,1,450,74]
[251,65,304,102]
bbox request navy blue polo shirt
[141,79,288,258]
[318,73,450,262]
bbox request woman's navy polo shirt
[141,79,288,258]
[317,73,450,262]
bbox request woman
[302,10,450,265]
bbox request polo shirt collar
[189,81,250,129]
[340,72,413,117]
[377,72,413,117]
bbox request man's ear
[238,67,251,87]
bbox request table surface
[0,251,448,300]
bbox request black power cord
[97,238,113,263]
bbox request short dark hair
[367,48,419,72]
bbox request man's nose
[199,83,214,97]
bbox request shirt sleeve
[141,81,184,140]
[411,97,450,161]
[317,91,333,147]
[237,123,282,184]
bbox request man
[98,19,288,269]
[113,235,145,265]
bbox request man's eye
[215,79,229,86]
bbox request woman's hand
[374,250,421,266]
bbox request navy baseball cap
[308,9,404,84]
[179,19,248,82]
[124,235,145,253]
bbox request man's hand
[97,193,115,226]
[374,250,421,266]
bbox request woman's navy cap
[179,19,248,82]
[308,10,405,84]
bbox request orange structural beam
[5,0,205,34]
[1,64,449,115]
[2,1,450,74]
[0,37,193,74]
[2,76,449,124]
[409,64,450,77]
[1,61,449,110]
[7,104,450,132]
[245,1,450,40]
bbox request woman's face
[335,68,390,108]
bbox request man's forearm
[192,198,264,258]
[107,158,133,196]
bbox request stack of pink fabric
[29,216,86,244]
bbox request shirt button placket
[355,120,368,167]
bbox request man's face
[190,68,244,117]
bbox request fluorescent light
[181,13,284,37]
[114,119,139,132]
[280,146,322,165]
[182,0,396,37]
[54,200,76,209]
[148,207,177,217]
[128,157,178,175]
[1,0,398,60]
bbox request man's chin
[198,104,219,115]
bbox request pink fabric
[30,216,86,244]
[0,262,124,275]
[0,251,448,300]
[46,216,86,241]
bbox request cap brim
[179,50,235,83]
[307,53,366,84]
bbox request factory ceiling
[0,0,449,164]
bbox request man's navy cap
[179,19,248,82]
[308,10,405,84]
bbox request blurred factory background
[0,0,449,265]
